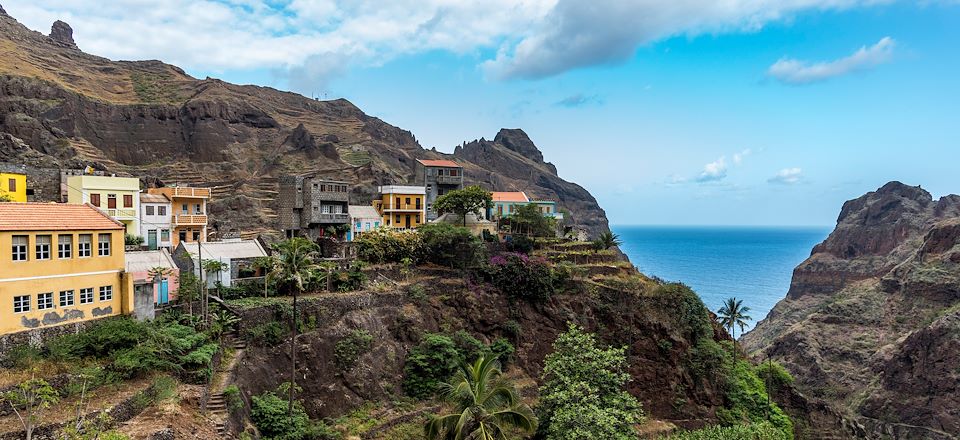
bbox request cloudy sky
[6,0,959,226]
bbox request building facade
[414,159,463,221]
[0,203,134,335]
[173,239,268,289]
[373,185,426,230]
[139,193,172,250]
[66,175,141,235]
[490,191,530,219]
[125,249,179,306]
[0,172,27,202]
[530,200,564,220]
[347,205,382,241]
[146,186,211,247]
[278,176,351,239]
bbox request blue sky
[7,1,959,226]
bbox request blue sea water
[612,226,831,334]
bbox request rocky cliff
[0,9,609,237]
[742,182,960,439]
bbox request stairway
[207,392,228,437]
[206,329,248,438]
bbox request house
[0,203,143,335]
[66,175,141,236]
[173,239,269,289]
[125,249,179,306]
[0,172,26,202]
[530,200,564,221]
[373,185,426,230]
[278,176,351,239]
[434,212,496,236]
[414,159,463,221]
[139,193,172,250]
[146,186,211,247]
[489,191,564,221]
[347,205,382,241]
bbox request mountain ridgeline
[0,9,609,238]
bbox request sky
[5,0,959,226]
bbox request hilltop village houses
[0,158,564,340]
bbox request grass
[130,72,182,104]
[338,148,372,166]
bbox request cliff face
[742,182,960,439]
[0,10,610,237]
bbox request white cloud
[768,168,804,184]
[696,156,728,183]
[768,37,895,84]
[733,148,752,165]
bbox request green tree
[270,238,320,415]
[592,231,622,253]
[425,355,537,440]
[508,203,556,237]
[251,256,277,298]
[0,194,12,202]
[538,324,644,440]
[202,259,229,288]
[1,376,60,440]
[717,297,752,341]
[176,271,201,318]
[434,185,493,227]
[250,383,310,440]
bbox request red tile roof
[492,191,529,203]
[0,203,124,231]
[417,159,462,168]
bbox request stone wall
[0,162,60,202]
[0,317,113,360]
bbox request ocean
[612,226,831,335]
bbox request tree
[717,297,752,344]
[538,324,644,440]
[508,203,556,237]
[270,238,320,415]
[592,231,622,253]
[425,355,537,440]
[176,271,201,317]
[0,194,13,202]
[434,185,493,227]
[251,256,277,298]
[1,375,59,440]
[202,259,229,289]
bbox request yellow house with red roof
[0,203,133,335]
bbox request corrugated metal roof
[492,192,529,203]
[180,240,267,260]
[0,203,124,231]
[125,249,177,273]
[417,159,462,168]
[349,205,381,219]
[140,193,170,203]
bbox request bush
[356,228,423,264]
[505,234,536,254]
[224,384,244,413]
[402,334,461,399]
[418,223,486,268]
[754,361,795,390]
[488,337,515,364]
[487,253,556,302]
[331,263,366,292]
[246,321,286,347]
[251,384,311,440]
[721,355,793,435]
[335,329,374,371]
[663,421,790,440]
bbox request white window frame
[60,290,75,307]
[58,234,72,259]
[98,234,111,256]
[35,235,51,260]
[78,234,92,257]
[13,295,30,313]
[79,288,94,304]
[99,286,113,302]
[12,235,28,261]
[37,292,53,310]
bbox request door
[159,279,169,304]
[147,230,158,250]
[405,215,411,229]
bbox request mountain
[742,182,960,439]
[0,9,610,237]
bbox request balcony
[309,190,349,203]
[382,204,423,212]
[309,213,350,224]
[169,187,210,199]
[105,208,137,218]
[173,214,208,226]
[434,175,462,185]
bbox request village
[0,158,570,338]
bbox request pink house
[125,249,180,305]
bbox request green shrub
[488,337,515,364]
[402,334,461,399]
[754,361,795,390]
[450,330,486,363]
[224,384,244,413]
[331,263,367,292]
[506,234,536,254]
[486,253,556,302]
[251,383,311,440]
[406,284,427,301]
[418,223,486,269]
[721,355,793,436]
[335,329,374,371]
[4,344,42,368]
[246,321,286,346]
[662,421,790,440]
[356,228,423,264]
[501,320,522,339]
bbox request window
[179,230,187,242]
[78,234,92,257]
[8,178,15,191]
[79,288,94,304]
[59,290,74,307]
[12,235,27,261]
[99,286,113,301]
[90,193,100,206]
[13,295,30,313]
[181,203,188,214]
[450,169,458,176]
[194,204,202,214]
[98,234,111,256]
[322,205,331,214]
[161,229,170,241]
[405,197,411,205]
[192,230,200,241]
[107,194,117,209]
[123,194,133,208]
[145,205,155,215]
[37,292,53,310]
[158,206,167,216]
[355,222,361,229]
[58,235,72,259]
[395,197,401,207]
[35,235,51,260]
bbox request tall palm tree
[270,237,320,415]
[593,231,622,252]
[425,355,537,440]
[718,297,752,355]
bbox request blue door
[159,279,169,304]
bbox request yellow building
[0,172,27,202]
[146,186,211,247]
[373,185,426,230]
[0,203,133,335]
[66,175,141,236]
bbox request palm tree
[251,256,277,298]
[592,231,622,253]
[425,355,537,440]
[270,237,320,415]
[718,297,752,358]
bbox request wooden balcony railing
[173,214,208,226]
[105,208,137,218]
[170,187,211,198]
[382,204,423,211]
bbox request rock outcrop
[742,182,960,439]
[0,11,611,237]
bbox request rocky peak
[49,20,77,49]
[0,4,6,16]
[494,128,543,163]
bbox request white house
[173,239,269,288]
[347,205,382,241]
[140,193,172,250]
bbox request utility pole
[198,238,206,327]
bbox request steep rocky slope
[0,8,609,237]
[742,182,960,439]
